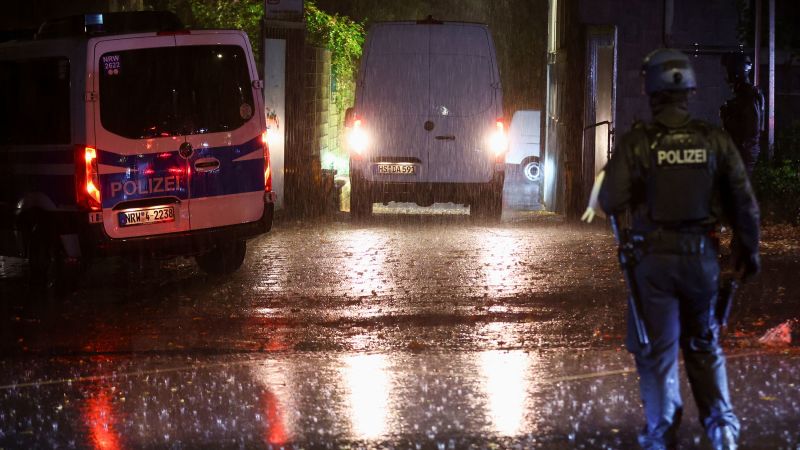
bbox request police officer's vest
[637,121,718,227]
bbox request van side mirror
[344,107,355,127]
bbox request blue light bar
[84,14,104,34]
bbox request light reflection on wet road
[1,211,799,448]
[1,350,798,448]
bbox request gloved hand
[734,251,761,282]
[581,170,607,223]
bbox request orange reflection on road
[85,390,121,450]
[262,390,288,446]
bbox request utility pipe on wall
[662,0,673,47]
[754,0,761,87]
[768,0,775,156]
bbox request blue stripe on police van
[190,136,264,198]
[10,172,75,207]
[97,136,264,208]
[99,149,189,209]
[7,148,74,165]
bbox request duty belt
[634,229,719,255]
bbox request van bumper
[352,172,504,205]
[86,200,274,258]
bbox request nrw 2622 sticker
[102,54,121,76]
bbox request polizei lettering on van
[110,176,181,197]
[656,148,708,166]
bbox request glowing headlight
[348,119,369,155]
[487,119,508,156]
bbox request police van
[0,12,274,289]
[346,18,506,219]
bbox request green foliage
[178,0,264,61]
[752,122,800,224]
[304,2,365,116]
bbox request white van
[346,18,506,219]
[505,110,541,183]
[0,12,274,290]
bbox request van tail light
[75,145,102,211]
[488,117,508,161]
[346,115,369,156]
[261,131,272,192]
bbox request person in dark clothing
[597,49,761,450]
[720,53,765,175]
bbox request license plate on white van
[118,206,175,227]
[378,163,416,175]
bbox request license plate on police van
[378,163,416,175]
[118,206,175,227]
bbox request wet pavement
[1,208,799,449]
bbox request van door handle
[194,157,220,172]
[435,135,456,141]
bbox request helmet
[641,48,697,95]
[721,52,753,84]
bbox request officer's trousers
[628,251,739,449]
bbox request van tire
[521,157,541,183]
[350,181,373,220]
[27,224,79,296]
[196,241,247,275]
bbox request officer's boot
[708,425,737,450]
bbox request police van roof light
[84,14,104,34]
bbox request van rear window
[364,54,429,117]
[99,45,254,139]
[429,54,493,117]
[0,57,71,145]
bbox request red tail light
[488,117,508,162]
[76,145,102,211]
[261,131,272,192]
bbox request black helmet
[641,48,697,95]
[722,52,753,84]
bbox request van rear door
[360,24,431,182]
[92,35,191,239]
[174,32,265,231]
[427,25,499,184]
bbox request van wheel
[350,182,373,220]
[470,188,503,222]
[521,158,541,183]
[27,225,80,296]
[196,241,247,275]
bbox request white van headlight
[487,118,508,157]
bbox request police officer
[720,53,765,175]
[597,49,760,449]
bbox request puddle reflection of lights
[341,230,386,295]
[85,390,121,450]
[479,234,518,294]
[480,350,530,436]
[343,354,390,440]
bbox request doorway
[582,26,617,199]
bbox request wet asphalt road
[1,205,799,449]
